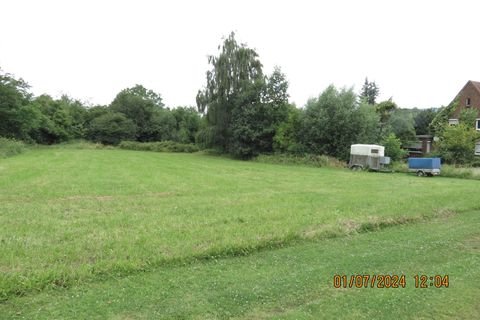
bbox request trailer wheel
[351,165,361,171]
[416,170,425,177]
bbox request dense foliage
[298,86,379,160]
[0,69,202,146]
[437,124,479,165]
[1,32,476,164]
[196,33,290,158]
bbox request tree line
[0,73,201,146]
[2,32,475,163]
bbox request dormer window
[466,98,471,107]
[448,119,459,126]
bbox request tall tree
[375,99,397,139]
[110,84,164,141]
[229,67,291,158]
[171,107,202,143]
[0,69,33,140]
[359,77,379,105]
[299,85,372,160]
[387,109,417,144]
[196,32,264,152]
[413,108,437,135]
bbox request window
[466,98,471,107]
[476,119,480,131]
[475,143,480,156]
[371,149,379,154]
[448,119,459,126]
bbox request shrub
[382,133,407,161]
[0,137,26,158]
[436,124,479,165]
[118,141,199,153]
[87,112,136,145]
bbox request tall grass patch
[254,153,345,168]
[0,137,26,158]
[392,160,480,180]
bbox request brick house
[448,80,480,155]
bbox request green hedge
[0,137,26,158]
[119,141,199,153]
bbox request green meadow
[0,147,479,318]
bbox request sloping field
[0,148,479,316]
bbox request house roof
[471,81,480,94]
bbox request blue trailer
[408,158,441,176]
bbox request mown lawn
[0,147,479,318]
[1,208,479,319]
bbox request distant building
[448,80,480,155]
[406,135,433,158]
[449,80,480,120]
[407,81,480,157]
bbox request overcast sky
[1,0,479,109]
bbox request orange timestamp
[333,274,449,288]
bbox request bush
[254,153,345,168]
[0,137,26,158]
[382,133,407,161]
[87,112,136,145]
[118,141,199,153]
[436,124,479,165]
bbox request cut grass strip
[1,210,479,319]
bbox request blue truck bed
[407,158,441,176]
[408,158,441,169]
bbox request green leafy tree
[375,99,397,139]
[414,108,437,135]
[0,69,34,140]
[359,78,379,105]
[28,94,86,143]
[386,109,417,145]
[196,32,264,152]
[87,112,136,145]
[229,79,269,158]
[149,109,178,142]
[382,133,407,161]
[299,85,369,160]
[110,84,164,141]
[273,104,304,153]
[355,102,380,144]
[229,67,291,158]
[437,124,478,164]
[171,107,202,143]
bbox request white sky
[1,0,479,109]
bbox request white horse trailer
[349,144,391,171]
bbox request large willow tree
[196,32,264,152]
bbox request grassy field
[0,147,479,318]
